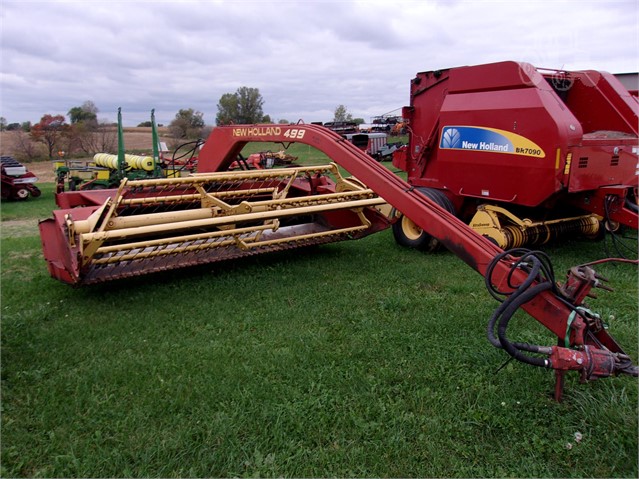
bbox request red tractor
[1,156,41,200]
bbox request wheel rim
[15,188,29,199]
[401,216,423,241]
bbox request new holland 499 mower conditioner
[38,61,638,400]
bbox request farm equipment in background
[229,150,300,170]
[320,121,359,135]
[371,114,404,133]
[1,156,41,200]
[344,132,404,161]
[39,63,638,400]
[359,112,406,136]
[391,61,638,251]
[54,109,197,193]
[344,132,389,160]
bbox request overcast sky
[1,0,637,127]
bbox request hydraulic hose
[603,196,638,260]
[625,197,638,213]
[486,249,560,368]
[495,281,554,368]
[486,257,542,348]
[170,139,203,172]
[484,248,557,301]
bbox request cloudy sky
[1,0,637,127]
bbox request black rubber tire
[392,188,456,252]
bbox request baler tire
[392,188,456,252]
[392,215,440,251]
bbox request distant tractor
[1,156,41,200]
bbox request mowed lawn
[1,167,638,477]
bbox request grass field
[1,159,638,477]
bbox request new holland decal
[440,126,545,158]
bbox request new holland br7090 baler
[38,62,638,399]
[391,61,638,250]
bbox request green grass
[1,175,637,477]
[0,183,58,222]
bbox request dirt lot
[23,161,56,182]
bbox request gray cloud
[1,0,636,126]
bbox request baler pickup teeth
[40,163,392,285]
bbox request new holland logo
[439,126,545,158]
[442,128,462,149]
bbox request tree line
[1,88,360,161]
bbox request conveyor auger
[39,122,637,399]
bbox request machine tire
[12,188,30,200]
[392,188,456,252]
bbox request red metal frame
[197,123,635,385]
[39,120,636,393]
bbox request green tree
[169,108,205,139]
[333,105,353,122]
[0,117,6,131]
[68,100,98,128]
[216,93,238,125]
[215,87,266,125]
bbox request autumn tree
[169,108,205,139]
[30,114,68,159]
[216,87,266,125]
